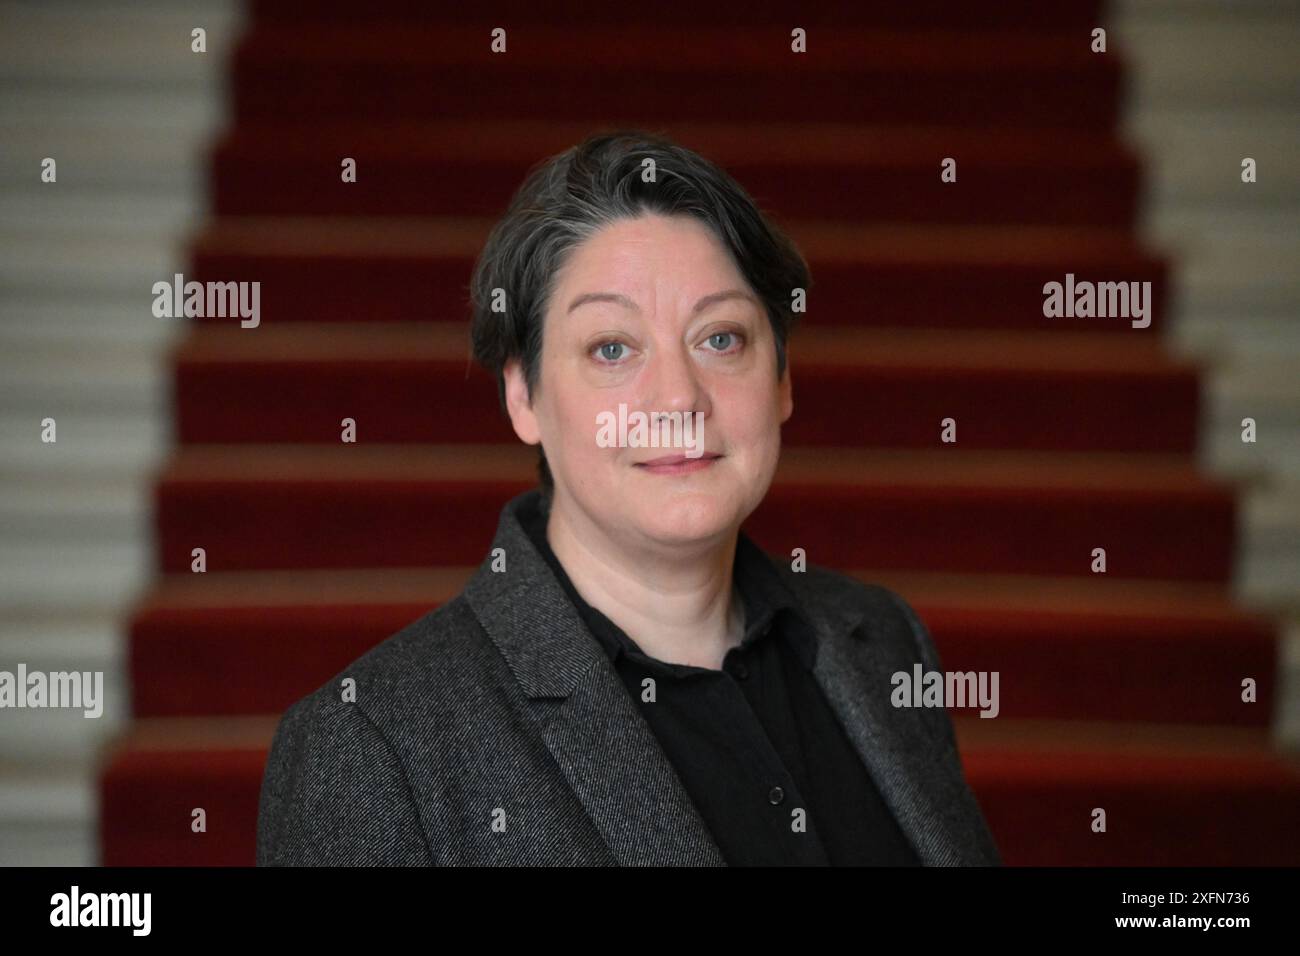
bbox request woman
[257,130,1001,866]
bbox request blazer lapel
[807,604,998,866]
[541,658,726,866]
[464,490,725,866]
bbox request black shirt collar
[514,490,818,674]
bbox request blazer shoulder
[773,559,951,684]
[264,593,504,778]
[257,594,494,865]
[773,559,926,640]
[303,592,496,718]
[257,675,435,865]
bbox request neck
[543,492,744,670]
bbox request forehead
[552,214,744,298]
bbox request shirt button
[768,786,785,805]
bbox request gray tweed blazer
[256,488,1002,866]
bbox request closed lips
[637,453,721,466]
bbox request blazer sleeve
[256,693,434,865]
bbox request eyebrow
[566,289,757,316]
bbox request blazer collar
[463,488,604,699]
[514,486,819,673]
[464,489,726,863]
[463,488,990,866]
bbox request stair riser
[212,157,1139,227]
[153,482,1237,580]
[98,744,1300,866]
[172,361,1200,453]
[128,602,1277,725]
[188,253,1171,331]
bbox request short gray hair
[468,129,811,501]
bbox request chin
[633,492,743,546]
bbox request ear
[503,358,542,445]
[778,358,793,424]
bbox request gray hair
[468,129,811,501]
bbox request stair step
[0,228,186,296]
[212,119,1139,226]
[0,541,151,609]
[232,25,1120,127]
[96,716,1300,865]
[0,299,183,349]
[0,2,240,83]
[189,217,1169,330]
[0,767,97,866]
[127,567,1277,724]
[171,323,1201,452]
[249,0,1106,31]
[953,717,1300,866]
[153,444,1240,580]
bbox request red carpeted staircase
[98,0,1300,866]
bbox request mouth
[634,452,722,474]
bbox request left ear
[503,357,542,445]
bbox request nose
[640,341,708,420]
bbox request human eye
[590,338,630,364]
[701,329,746,355]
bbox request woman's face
[504,212,793,552]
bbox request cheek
[717,380,783,440]
[557,396,608,458]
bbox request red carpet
[190,217,1169,330]
[100,0,1300,866]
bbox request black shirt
[519,496,920,866]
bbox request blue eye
[596,341,625,362]
[706,331,743,352]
